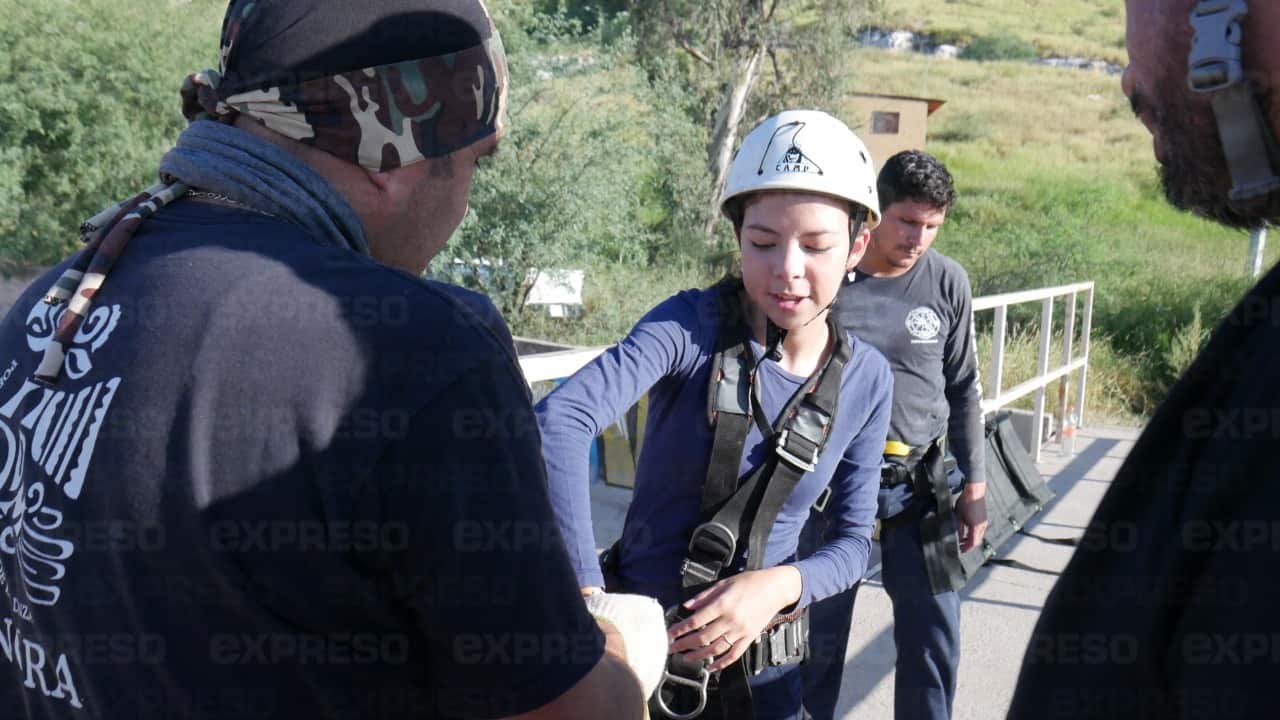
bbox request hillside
[869,0,1129,64]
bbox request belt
[880,463,914,487]
[879,436,948,487]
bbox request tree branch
[671,22,714,68]
[768,46,786,92]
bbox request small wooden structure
[846,92,946,170]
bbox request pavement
[587,424,1141,720]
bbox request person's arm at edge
[942,264,988,551]
[376,348,649,718]
[508,618,644,719]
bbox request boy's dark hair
[877,150,957,211]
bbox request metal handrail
[520,346,606,385]
[517,280,1097,462]
[977,281,1095,462]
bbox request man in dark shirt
[804,150,987,720]
[1008,1,1280,717]
[0,1,659,718]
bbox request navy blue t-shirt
[0,201,602,719]
[537,286,892,609]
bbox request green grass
[838,47,1272,418]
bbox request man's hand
[666,565,802,672]
[956,482,988,553]
[582,592,668,699]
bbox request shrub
[432,54,709,323]
[962,32,1039,62]
[0,0,222,267]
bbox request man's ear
[846,224,870,272]
[365,167,395,194]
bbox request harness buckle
[745,612,810,675]
[686,522,737,563]
[681,522,738,585]
[775,429,819,473]
[653,664,711,720]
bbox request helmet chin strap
[1188,0,1280,201]
[765,296,840,362]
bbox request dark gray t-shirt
[834,249,985,518]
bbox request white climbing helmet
[720,109,881,229]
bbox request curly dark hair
[876,150,957,211]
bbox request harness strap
[913,440,968,595]
[658,283,849,720]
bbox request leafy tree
[627,0,871,246]
[433,15,709,322]
[0,0,222,270]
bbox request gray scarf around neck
[159,120,370,255]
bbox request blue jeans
[748,663,805,720]
[801,497,962,720]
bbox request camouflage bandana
[181,36,508,172]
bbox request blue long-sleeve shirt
[536,286,893,609]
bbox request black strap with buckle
[912,439,968,595]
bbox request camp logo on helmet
[758,121,824,177]
[906,306,942,343]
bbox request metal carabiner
[653,664,711,720]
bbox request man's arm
[375,350,652,719]
[941,265,988,551]
[511,619,645,719]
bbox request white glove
[583,592,668,699]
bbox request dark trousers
[801,499,962,720]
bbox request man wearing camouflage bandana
[0,1,657,718]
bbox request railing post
[989,305,1008,402]
[1056,291,1077,443]
[1074,284,1095,428]
[1033,297,1054,462]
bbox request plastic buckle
[1187,0,1248,93]
[654,664,710,720]
[811,485,833,513]
[687,521,737,564]
[775,429,819,473]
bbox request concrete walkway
[836,425,1138,719]
[587,424,1141,720]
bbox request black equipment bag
[959,411,1057,579]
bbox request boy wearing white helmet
[536,109,893,719]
